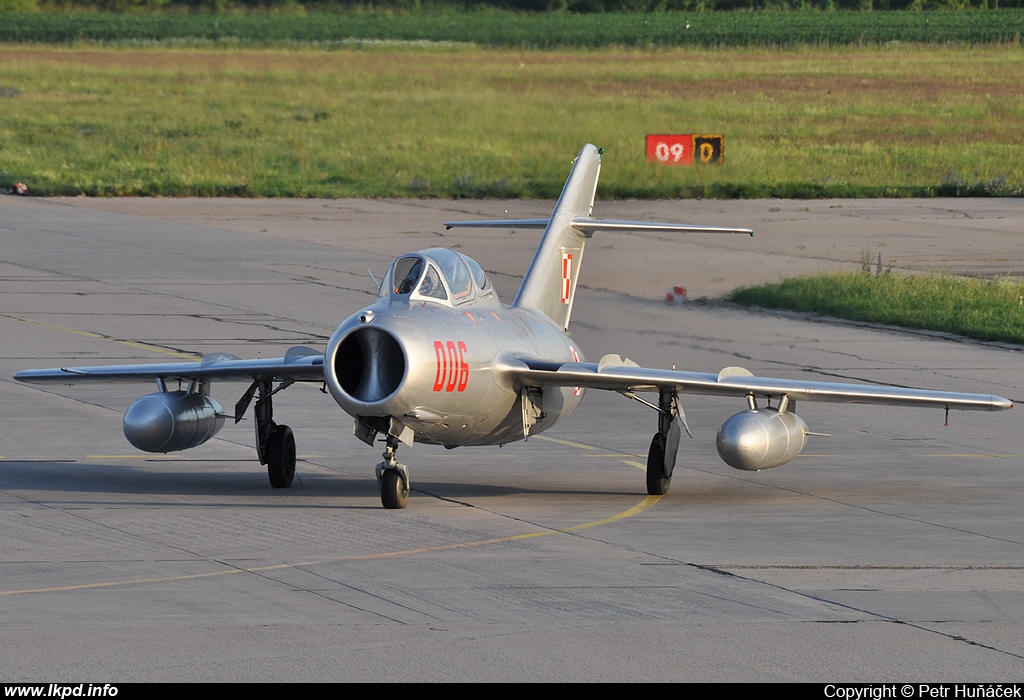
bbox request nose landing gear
[376,436,410,509]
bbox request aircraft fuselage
[325,295,585,448]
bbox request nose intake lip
[333,327,405,403]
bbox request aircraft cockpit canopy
[380,248,496,307]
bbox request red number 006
[433,340,469,392]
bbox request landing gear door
[521,387,544,439]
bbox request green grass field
[728,272,1024,345]
[1,44,1023,198]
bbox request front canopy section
[378,248,498,308]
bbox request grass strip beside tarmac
[728,272,1024,345]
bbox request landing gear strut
[646,391,681,496]
[243,378,297,488]
[375,435,410,509]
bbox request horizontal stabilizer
[571,218,753,238]
[445,218,550,230]
[445,216,753,238]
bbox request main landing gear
[375,435,410,509]
[240,378,298,489]
[266,424,296,488]
[645,391,683,496]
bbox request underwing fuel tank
[715,407,808,471]
[123,391,225,453]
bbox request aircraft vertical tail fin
[444,144,601,331]
[511,143,602,330]
[444,143,752,331]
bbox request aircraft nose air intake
[332,327,406,404]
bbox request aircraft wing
[494,354,1012,412]
[13,346,325,385]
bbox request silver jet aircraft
[14,145,1013,509]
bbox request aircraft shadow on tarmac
[4,456,975,511]
[2,459,649,503]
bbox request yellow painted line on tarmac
[1,414,666,597]
[921,453,1020,459]
[534,435,598,450]
[585,453,637,458]
[0,492,663,597]
[420,452,519,460]
[0,440,663,593]
[85,454,183,460]
[508,496,662,538]
[1,313,198,360]
[1,567,265,596]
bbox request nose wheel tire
[646,433,671,496]
[381,469,409,509]
[266,424,296,488]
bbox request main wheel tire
[266,424,296,488]
[646,433,671,496]
[381,469,409,509]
